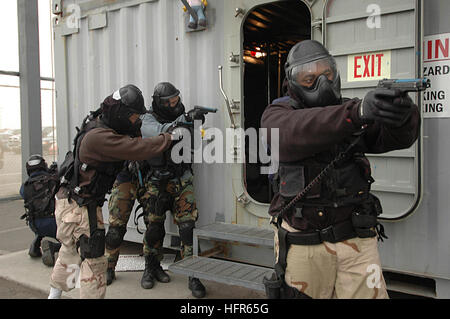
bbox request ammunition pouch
[352,194,387,241]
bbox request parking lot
[0,150,56,198]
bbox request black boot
[41,237,61,267]
[189,277,206,298]
[141,256,156,289]
[141,255,171,289]
[106,268,116,286]
[28,235,42,258]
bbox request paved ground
[0,198,266,299]
[0,277,48,299]
[0,198,430,300]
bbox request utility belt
[284,219,357,245]
[264,196,387,299]
[131,162,191,187]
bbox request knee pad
[178,221,195,246]
[144,223,166,247]
[79,230,105,260]
[105,226,127,250]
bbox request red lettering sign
[424,37,450,62]
[353,53,384,78]
[354,56,362,78]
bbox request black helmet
[26,154,47,176]
[101,84,146,136]
[285,40,341,108]
[114,84,146,114]
[152,82,185,121]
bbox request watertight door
[224,0,317,227]
[324,0,423,220]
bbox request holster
[263,222,312,299]
[79,201,105,259]
[263,272,283,299]
[79,229,105,259]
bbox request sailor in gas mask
[261,40,420,299]
[105,82,206,298]
[48,84,172,299]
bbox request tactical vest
[23,172,59,220]
[142,111,192,181]
[60,113,124,207]
[273,140,375,216]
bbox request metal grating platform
[194,223,275,247]
[169,256,274,291]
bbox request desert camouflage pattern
[50,198,108,299]
[274,220,389,299]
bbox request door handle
[218,65,237,129]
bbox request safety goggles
[290,56,338,88]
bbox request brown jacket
[58,125,172,199]
[261,96,420,230]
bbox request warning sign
[423,33,450,118]
[347,50,391,82]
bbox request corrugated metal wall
[54,0,450,294]
[54,0,229,238]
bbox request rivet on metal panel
[235,7,245,18]
[53,0,62,15]
[237,193,250,206]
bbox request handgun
[377,78,430,93]
[181,105,218,125]
[193,105,218,116]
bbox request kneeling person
[20,154,61,267]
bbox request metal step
[193,223,274,255]
[169,256,274,291]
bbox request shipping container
[52,0,450,298]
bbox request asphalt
[0,198,266,299]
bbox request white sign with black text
[423,33,450,118]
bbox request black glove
[359,89,414,127]
[185,109,206,124]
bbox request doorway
[243,0,311,203]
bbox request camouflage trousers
[106,172,198,269]
[274,220,389,299]
[50,198,108,299]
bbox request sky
[0,0,54,130]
